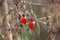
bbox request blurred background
[0,0,60,40]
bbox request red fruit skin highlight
[20,16,27,24]
[29,21,35,30]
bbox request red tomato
[29,21,35,30]
[20,16,27,24]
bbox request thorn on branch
[20,24,23,29]
[19,14,21,19]
[44,12,49,20]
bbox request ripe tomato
[20,15,27,24]
[29,20,35,30]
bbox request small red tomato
[20,15,27,24]
[29,20,35,30]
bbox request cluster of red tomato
[20,15,35,30]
